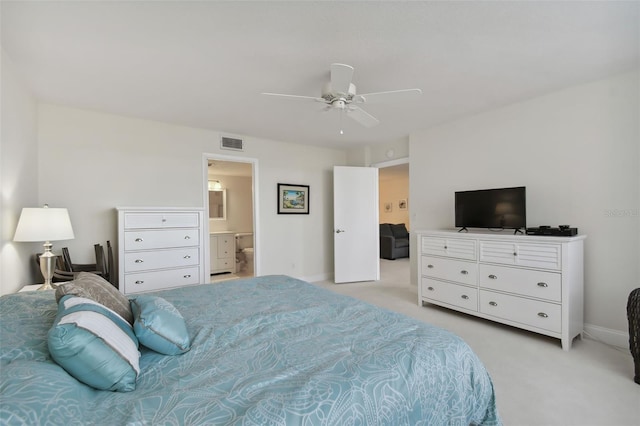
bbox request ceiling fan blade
[354,88,422,104]
[330,63,354,95]
[346,106,379,128]
[262,93,325,103]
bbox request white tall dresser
[416,229,586,350]
[117,207,206,295]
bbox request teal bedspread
[0,275,500,425]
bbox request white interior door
[333,166,379,283]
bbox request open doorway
[378,162,410,231]
[374,158,410,278]
[203,154,259,283]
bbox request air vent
[220,136,243,151]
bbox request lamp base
[39,242,56,291]
[37,282,55,291]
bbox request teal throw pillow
[130,295,191,355]
[48,296,140,392]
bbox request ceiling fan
[262,63,421,132]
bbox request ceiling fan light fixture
[262,63,421,132]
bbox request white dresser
[416,230,586,350]
[210,232,235,274]
[117,207,206,295]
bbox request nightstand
[19,284,49,292]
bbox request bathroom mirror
[208,189,226,220]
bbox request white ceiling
[2,1,638,149]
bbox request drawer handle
[461,294,469,300]
[184,236,191,240]
[135,280,144,284]
[427,286,434,291]
[184,274,191,278]
[135,238,143,242]
[537,282,548,287]
[427,264,434,269]
[489,301,498,307]
[162,218,167,222]
[513,252,517,256]
[538,312,548,318]
[444,245,448,250]
[184,255,191,259]
[135,259,144,263]
[488,274,497,280]
[460,270,468,275]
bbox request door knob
[336,229,345,233]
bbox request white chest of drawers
[416,230,586,350]
[210,232,236,274]
[117,207,206,295]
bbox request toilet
[235,233,254,274]
[242,247,254,274]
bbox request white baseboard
[302,272,332,283]
[584,323,629,350]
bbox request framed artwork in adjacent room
[278,183,310,214]
[399,199,408,210]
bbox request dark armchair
[380,223,409,260]
[628,288,640,384]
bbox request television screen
[455,187,526,230]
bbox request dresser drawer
[124,267,200,294]
[124,229,199,250]
[479,241,561,270]
[422,256,477,286]
[421,278,478,311]
[124,212,199,229]
[420,236,477,260]
[479,290,561,333]
[479,264,561,302]
[124,247,199,272]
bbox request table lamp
[13,204,75,290]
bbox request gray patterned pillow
[55,272,133,324]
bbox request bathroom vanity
[210,231,235,274]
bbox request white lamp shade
[13,207,75,242]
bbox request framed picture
[399,199,408,210]
[277,183,310,214]
[384,202,393,213]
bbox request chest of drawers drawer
[421,236,477,260]
[422,256,477,286]
[479,241,561,270]
[124,229,199,251]
[421,278,478,311]
[124,247,199,272]
[124,267,200,294]
[124,212,199,229]
[479,290,561,333]
[479,264,561,302]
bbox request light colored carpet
[314,258,639,426]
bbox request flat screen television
[455,186,526,232]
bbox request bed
[0,275,500,425]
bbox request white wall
[409,71,639,342]
[346,137,409,167]
[0,51,40,294]
[379,173,410,228]
[36,104,346,284]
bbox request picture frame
[384,202,393,213]
[277,183,310,214]
[399,199,408,210]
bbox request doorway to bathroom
[203,154,258,283]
